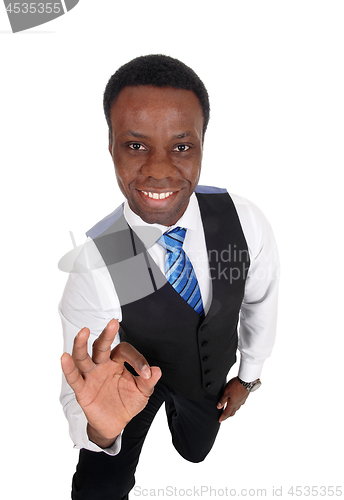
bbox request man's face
[108,85,204,226]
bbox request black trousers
[71,381,223,500]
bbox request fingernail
[142,365,151,379]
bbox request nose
[140,149,178,179]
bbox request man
[60,54,279,499]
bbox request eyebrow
[124,130,148,138]
[121,131,194,139]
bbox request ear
[108,130,113,157]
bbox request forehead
[110,86,204,134]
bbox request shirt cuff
[73,411,122,456]
[238,360,264,383]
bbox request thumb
[217,383,232,409]
[217,394,229,409]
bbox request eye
[173,144,190,152]
[128,143,146,151]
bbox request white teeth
[141,191,174,200]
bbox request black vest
[91,190,250,401]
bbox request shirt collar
[123,193,199,249]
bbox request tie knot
[157,227,186,253]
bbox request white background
[1,1,343,498]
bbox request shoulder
[86,203,125,239]
[230,193,268,226]
[230,193,277,261]
[194,186,275,258]
[194,185,228,194]
[195,185,270,230]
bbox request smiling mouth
[140,190,175,200]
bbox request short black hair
[103,54,210,138]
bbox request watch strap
[238,377,261,392]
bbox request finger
[92,319,119,364]
[110,341,153,379]
[72,327,94,374]
[219,403,236,423]
[61,352,85,396]
[135,366,162,397]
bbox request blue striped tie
[157,227,204,316]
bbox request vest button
[200,324,208,331]
[206,382,212,388]
[204,369,211,375]
[201,341,208,347]
[202,356,209,362]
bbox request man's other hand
[217,377,249,422]
[61,319,161,448]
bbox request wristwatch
[238,377,262,392]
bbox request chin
[139,211,174,226]
[130,195,189,226]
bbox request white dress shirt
[59,192,279,455]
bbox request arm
[59,238,153,454]
[217,197,280,421]
[60,313,122,453]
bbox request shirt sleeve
[59,238,122,455]
[232,195,280,382]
